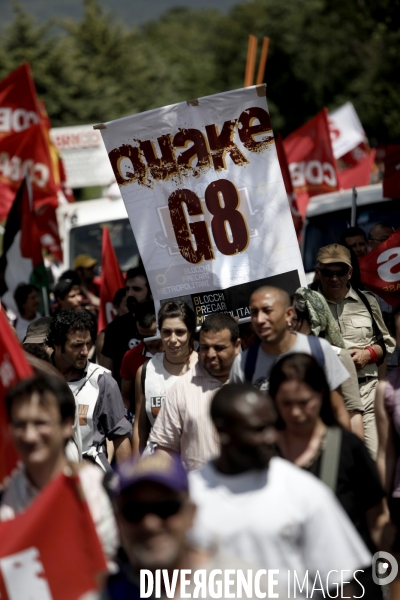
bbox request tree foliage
[0,0,398,142]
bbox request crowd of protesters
[1,223,400,599]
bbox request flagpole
[351,186,357,227]
[42,286,50,316]
[244,35,258,87]
[256,37,269,85]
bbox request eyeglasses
[319,267,349,278]
[10,419,60,434]
[119,499,182,523]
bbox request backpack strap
[244,338,261,382]
[354,288,387,365]
[141,359,149,396]
[308,335,325,369]
[320,427,342,492]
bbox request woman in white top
[133,301,198,453]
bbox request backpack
[244,335,325,383]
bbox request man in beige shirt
[315,243,395,458]
[149,313,241,470]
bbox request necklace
[164,354,190,365]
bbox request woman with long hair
[132,301,198,454]
[268,352,388,598]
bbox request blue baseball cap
[111,452,188,496]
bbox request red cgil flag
[383,145,400,199]
[0,471,107,600]
[0,309,33,488]
[275,134,303,238]
[338,149,376,190]
[283,108,339,218]
[359,228,400,307]
[98,227,125,333]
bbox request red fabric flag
[359,228,400,306]
[0,63,40,142]
[98,227,125,333]
[338,149,376,190]
[283,108,339,218]
[0,309,33,487]
[383,145,400,199]
[275,134,303,237]
[0,471,107,599]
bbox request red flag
[338,149,375,189]
[0,309,33,487]
[275,134,303,237]
[359,228,400,306]
[0,472,107,599]
[0,63,40,142]
[383,145,400,199]
[98,227,125,332]
[283,108,339,218]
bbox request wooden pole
[244,35,258,87]
[256,37,270,85]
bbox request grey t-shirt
[230,332,349,391]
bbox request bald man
[368,223,394,252]
[230,286,351,429]
[188,384,371,594]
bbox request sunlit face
[160,317,190,360]
[59,286,82,310]
[199,328,240,381]
[54,330,92,372]
[116,482,195,571]
[9,392,72,471]
[250,290,293,345]
[274,380,323,431]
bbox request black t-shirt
[305,428,385,552]
[101,313,140,386]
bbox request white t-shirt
[188,458,371,590]
[15,313,41,342]
[145,353,179,426]
[230,332,349,391]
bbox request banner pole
[256,37,270,85]
[351,186,358,227]
[42,286,50,317]
[244,35,258,87]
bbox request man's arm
[113,434,131,463]
[330,388,351,430]
[349,411,364,440]
[99,354,114,372]
[120,377,132,411]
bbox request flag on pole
[283,108,339,218]
[338,149,375,189]
[0,177,49,315]
[0,471,107,600]
[98,227,125,333]
[0,309,33,489]
[383,145,400,199]
[328,102,366,159]
[359,228,400,306]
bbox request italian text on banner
[98,86,306,324]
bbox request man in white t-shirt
[189,384,371,596]
[230,285,351,429]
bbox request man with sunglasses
[315,243,395,458]
[101,452,276,599]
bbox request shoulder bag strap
[244,337,261,382]
[308,335,325,368]
[320,427,342,492]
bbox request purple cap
[112,452,188,496]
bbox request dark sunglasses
[120,499,182,523]
[319,267,349,278]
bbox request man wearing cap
[101,452,277,599]
[74,254,100,309]
[315,243,395,458]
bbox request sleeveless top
[384,367,400,497]
[144,353,179,426]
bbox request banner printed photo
[98,85,306,324]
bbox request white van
[301,183,400,281]
[57,196,140,273]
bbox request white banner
[50,125,115,188]
[98,86,306,324]
[328,102,366,159]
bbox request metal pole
[351,186,358,227]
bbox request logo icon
[372,551,398,585]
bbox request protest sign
[359,228,400,306]
[98,85,306,325]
